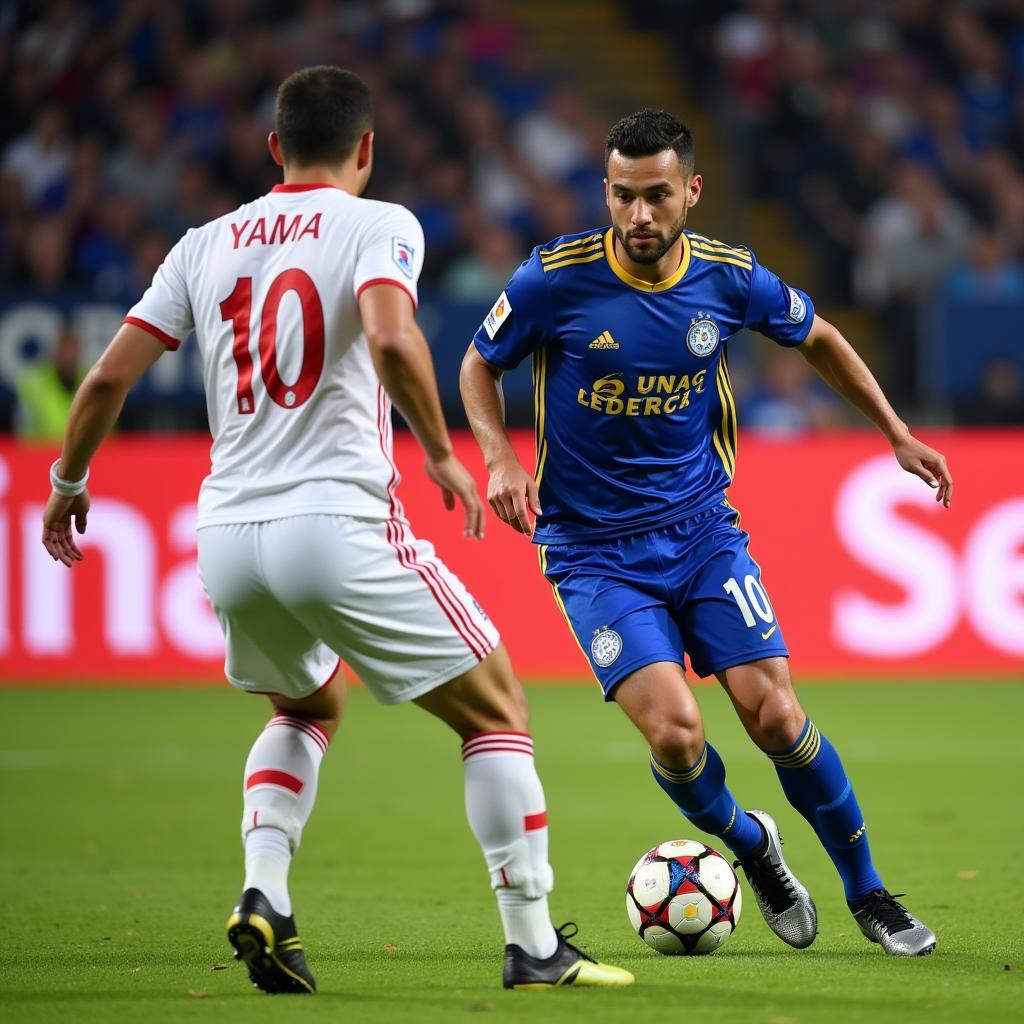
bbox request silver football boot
[735,809,817,949]
[851,890,936,956]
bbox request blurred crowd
[649,0,1024,423]
[0,0,609,308]
[3,0,1023,435]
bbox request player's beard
[615,208,688,265]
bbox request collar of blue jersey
[603,228,691,293]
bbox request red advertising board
[2,430,1022,682]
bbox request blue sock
[650,742,763,858]
[768,720,884,901]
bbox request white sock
[244,826,292,916]
[240,714,329,916]
[462,732,558,959]
[495,889,559,960]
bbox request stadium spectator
[75,194,145,298]
[14,324,82,442]
[954,356,1024,425]
[442,221,522,301]
[20,217,71,292]
[14,0,87,85]
[854,161,970,308]
[513,83,591,183]
[2,105,70,208]
[854,160,971,402]
[743,348,846,437]
[945,226,1024,300]
[106,97,182,214]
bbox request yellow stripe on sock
[650,746,707,784]
[769,723,822,768]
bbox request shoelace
[555,922,597,963]
[862,890,914,934]
[736,854,798,911]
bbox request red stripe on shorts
[392,518,493,656]
[524,811,548,832]
[378,390,492,656]
[376,387,490,660]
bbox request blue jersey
[471,227,815,544]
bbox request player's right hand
[486,456,542,536]
[892,434,953,508]
[425,453,485,539]
[41,489,90,567]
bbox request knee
[269,684,344,737]
[753,688,804,751]
[647,716,705,770]
[473,679,529,736]
[463,656,530,737]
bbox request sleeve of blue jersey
[742,255,816,348]
[470,252,552,370]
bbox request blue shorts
[539,500,789,700]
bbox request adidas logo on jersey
[589,331,619,350]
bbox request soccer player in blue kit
[460,110,952,957]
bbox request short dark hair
[605,109,694,174]
[275,66,373,166]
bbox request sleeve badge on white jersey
[786,286,807,324]
[483,290,512,340]
[392,238,415,279]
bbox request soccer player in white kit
[41,66,632,995]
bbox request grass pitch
[0,681,1021,1024]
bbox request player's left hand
[893,434,953,508]
[425,454,485,539]
[42,489,90,566]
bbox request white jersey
[125,183,425,528]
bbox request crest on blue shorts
[591,627,622,668]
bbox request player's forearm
[459,346,520,470]
[799,320,908,445]
[57,367,131,481]
[370,327,453,462]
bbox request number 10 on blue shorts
[539,501,789,700]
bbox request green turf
[1,682,1021,1024]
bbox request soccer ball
[626,839,742,955]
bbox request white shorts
[196,515,499,703]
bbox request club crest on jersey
[591,626,622,668]
[392,238,415,279]
[786,287,807,324]
[483,290,512,339]
[686,313,720,357]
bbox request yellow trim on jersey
[532,348,549,486]
[723,495,742,529]
[690,241,751,260]
[538,545,593,670]
[712,360,736,478]
[540,239,604,264]
[539,233,602,258]
[603,228,691,292]
[688,234,752,257]
[542,250,606,272]
[721,356,738,466]
[691,249,753,271]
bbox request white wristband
[49,459,89,497]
